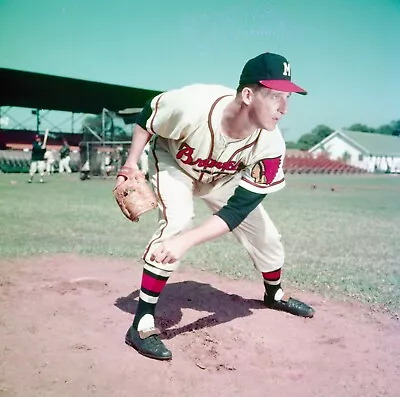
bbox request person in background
[28,134,46,183]
[59,138,72,173]
[79,140,90,180]
[44,149,55,175]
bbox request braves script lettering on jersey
[145,84,286,193]
[176,142,243,172]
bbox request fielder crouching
[114,51,315,361]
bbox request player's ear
[241,87,254,106]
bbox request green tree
[347,123,376,133]
[391,120,400,136]
[285,141,298,149]
[297,133,320,150]
[376,120,400,136]
[295,125,334,151]
[311,124,334,140]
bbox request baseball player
[44,149,55,175]
[28,134,46,183]
[115,52,315,361]
[59,138,72,173]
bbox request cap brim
[259,80,307,95]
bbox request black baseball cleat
[264,293,315,318]
[125,326,172,361]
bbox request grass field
[1,172,399,314]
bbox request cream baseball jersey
[143,84,286,194]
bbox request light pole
[31,109,41,133]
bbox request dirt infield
[1,254,399,397]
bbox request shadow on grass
[114,280,265,340]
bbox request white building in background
[309,130,400,173]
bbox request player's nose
[278,98,288,114]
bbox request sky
[0,0,399,142]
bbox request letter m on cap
[283,62,291,77]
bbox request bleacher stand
[283,151,366,174]
[0,150,30,173]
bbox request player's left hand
[150,236,190,264]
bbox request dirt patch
[0,254,399,397]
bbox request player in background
[59,138,72,173]
[115,52,315,361]
[28,134,46,183]
[44,149,55,175]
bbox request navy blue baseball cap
[239,52,307,95]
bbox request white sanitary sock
[137,314,155,331]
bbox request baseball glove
[113,166,157,222]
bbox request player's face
[249,88,291,131]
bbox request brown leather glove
[113,166,157,222]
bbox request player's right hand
[150,235,191,264]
